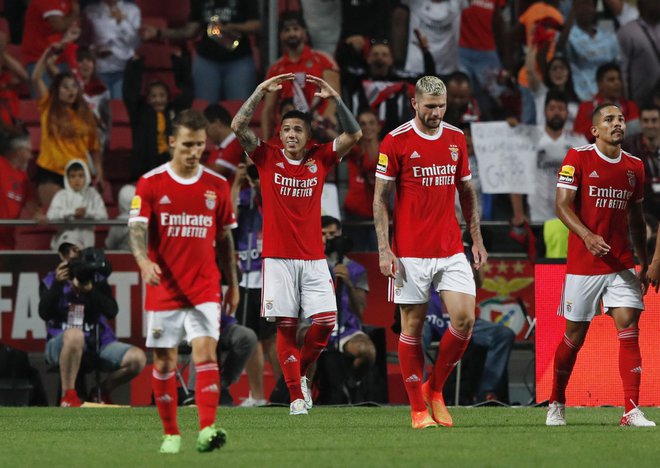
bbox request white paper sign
[471,122,541,194]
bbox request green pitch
[2,406,660,467]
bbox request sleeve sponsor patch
[377,153,388,173]
[129,195,141,217]
[558,165,575,184]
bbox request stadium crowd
[0,0,659,417]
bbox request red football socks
[398,333,426,412]
[618,327,641,413]
[152,369,179,435]
[277,318,303,401]
[550,334,581,404]
[195,361,220,429]
[429,325,471,394]
[300,312,336,376]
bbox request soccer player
[128,109,239,453]
[546,103,654,427]
[373,75,488,429]
[231,73,362,415]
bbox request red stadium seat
[0,17,9,35]
[19,100,41,125]
[192,99,209,111]
[109,100,130,126]
[109,126,132,152]
[137,43,177,71]
[140,16,167,30]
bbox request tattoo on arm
[458,180,484,245]
[218,230,239,286]
[373,179,394,253]
[231,88,265,154]
[128,222,149,264]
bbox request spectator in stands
[260,11,340,141]
[458,0,508,114]
[624,105,660,216]
[510,90,587,257]
[617,0,660,107]
[204,104,244,183]
[603,0,640,28]
[0,136,45,250]
[231,163,281,407]
[300,0,341,56]
[573,62,640,142]
[122,51,193,180]
[0,32,29,149]
[140,0,260,102]
[336,34,433,135]
[32,45,103,207]
[423,287,515,404]
[526,50,579,130]
[343,109,380,251]
[22,0,80,87]
[39,237,146,406]
[444,71,482,127]
[82,0,141,99]
[186,313,258,406]
[47,159,108,250]
[557,0,621,102]
[321,216,376,382]
[104,183,134,251]
[391,0,465,77]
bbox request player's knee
[62,328,84,349]
[361,340,377,366]
[452,315,475,334]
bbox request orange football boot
[411,409,438,429]
[422,380,453,427]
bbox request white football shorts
[261,258,337,320]
[558,268,644,322]
[388,254,476,304]
[145,302,220,348]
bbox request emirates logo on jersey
[305,159,318,174]
[204,190,217,209]
[449,144,459,162]
[627,170,636,188]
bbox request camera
[68,248,110,285]
[325,235,353,259]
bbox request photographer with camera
[38,233,146,407]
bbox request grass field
[2,406,660,467]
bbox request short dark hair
[172,109,209,135]
[147,80,170,98]
[639,104,660,116]
[280,110,312,129]
[446,71,471,85]
[279,10,306,32]
[321,216,341,229]
[545,89,569,108]
[76,46,95,62]
[66,161,85,175]
[278,98,295,114]
[591,102,621,124]
[596,62,621,83]
[204,104,232,126]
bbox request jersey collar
[593,144,621,164]
[411,119,443,140]
[166,163,203,184]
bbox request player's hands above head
[306,75,339,100]
[582,232,611,258]
[472,243,488,270]
[378,248,397,278]
[258,73,294,94]
[648,260,660,293]
[138,259,161,286]
[223,284,240,316]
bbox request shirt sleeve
[318,141,339,169]
[556,148,581,191]
[375,134,399,181]
[128,177,153,224]
[457,133,472,183]
[41,0,66,18]
[633,162,645,203]
[248,140,269,167]
[216,180,238,230]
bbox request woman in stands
[31,44,103,207]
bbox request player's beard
[547,116,566,131]
[422,115,442,129]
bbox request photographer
[39,234,145,407]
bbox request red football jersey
[207,134,245,184]
[22,0,70,63]
[376,120,471,258]
[129,164,237,311]
[344,146,377,218]
[0,157,32,249]
[249,140,338,260]
[557,144,645,275]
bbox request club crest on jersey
[558,165,575,184]
[449,144,459,162]
[204,190,217,209]
[627,170,636,188]
[305,159,318,174]
[377,153,388,172]
[265,300,274,311]
[129,195,141,217]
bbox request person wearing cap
[38,235,146,407]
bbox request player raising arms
[129,109,239,454]
[547,103,654,427]
[373,76,487,429]
[231,74,362,415]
